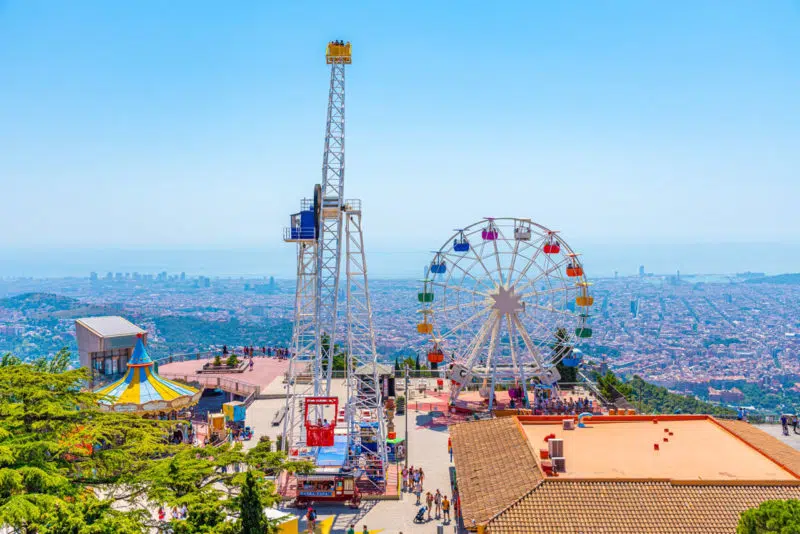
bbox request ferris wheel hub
[490,285,525,315]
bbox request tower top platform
[326,41,351,64]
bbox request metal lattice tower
[317,51,347,394]
[282,41,387,491]
[344,203,386,488]
[281,239,318,451]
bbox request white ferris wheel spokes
[416,217,594,407]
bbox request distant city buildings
[707,386,745,404]
[638,265,645,277]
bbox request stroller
[413,506,427,523]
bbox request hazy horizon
[2,241,798,279]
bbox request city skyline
[1,1,799,251]
[2,241,799,279]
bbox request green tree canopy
[737,499,800,533]
[0,360,177,532]
[0,355,313,533]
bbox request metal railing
[153,351,213,367]
[160,373,261,399]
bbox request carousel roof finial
[128,335,153,367]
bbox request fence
[160,372,261,405]
[153,351,213,367]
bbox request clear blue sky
[1,1,798,272]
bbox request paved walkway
[755,423,800,451]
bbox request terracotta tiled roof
[714,419,800,477]
[487,481,800,533]
[450,417,542,527]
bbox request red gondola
[543,240,560,254]
[304,397,338,447]
[427,346,444,364]
[566,263,584,277]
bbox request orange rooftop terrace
[451,414,800,533]
[519,414,799,482]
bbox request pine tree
[239,471,265,534]
[0,361,177,532]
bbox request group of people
[780,414,800,436]
[401,465,456,524]
[221,345,291,359]
[422,489,452,523]
[533,395,593,416]
[314,417,333,428]
[157,504,187,521]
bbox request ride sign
[446,364,472,386]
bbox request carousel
[94,334,202,414]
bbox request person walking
[306,507,317,532]
[442,495,451,523]
[401,466,408,491]
[434,489,442,518]
[448,436,453,462]
[346,525,355,534]
[426,491,434,520]
[414,480,422,505]
[361,525,369,534]
[418,467,425,489]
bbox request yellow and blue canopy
[95,335,201,413]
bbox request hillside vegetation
[596,371,737,417]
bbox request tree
[0,362,178,533]
[553,328,577,384]
[0,352,22,366]
[133,436,312,533]
[32,346,72,374]
[737,499,800,533]
[415,354,420,372]
[239,471,266,534]
[321,333,350,372]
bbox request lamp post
[404,362,409,470]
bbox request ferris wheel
[417,217,594,405]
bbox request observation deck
[326,41,352,64]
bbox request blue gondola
[453,230,470,252]
[430,253,446,274]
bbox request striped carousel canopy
[94,334,200,413]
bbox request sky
[1,1,799,277]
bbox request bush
[275,434,283,452]
[396,395,406,414]
[226,354,239,367]
[213,355,222,367]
